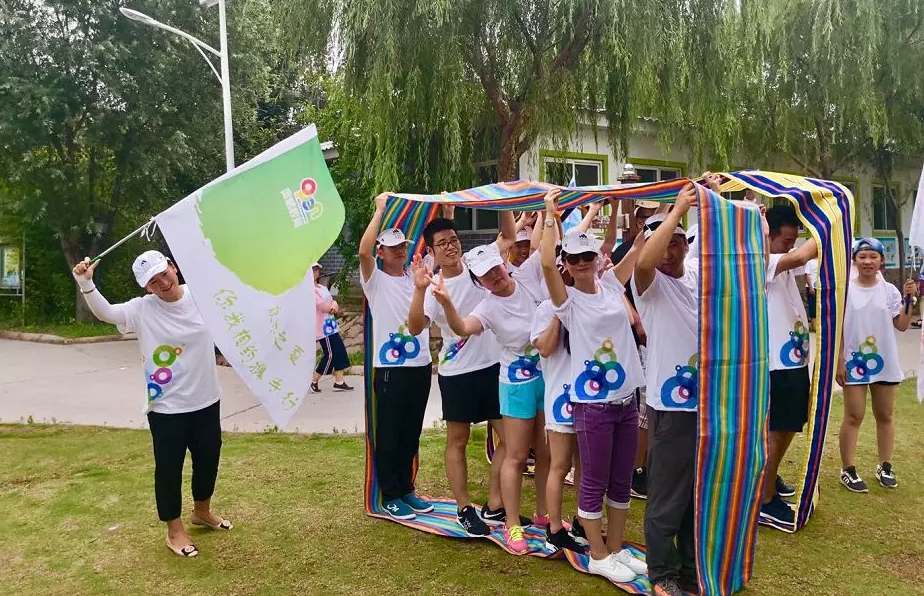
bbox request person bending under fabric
[759,206,818,527]
[359,194,434,520]
[540,190,649,582]
[72,251,231,558]
[505,212,536,274]
[310,262,354,393]
[431,241,549,554]
[406,207,516,536]
[632,184,700,596]
[837,238,917,493]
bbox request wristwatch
[544,218,555,228]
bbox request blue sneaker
[759,494,794,526]
[401,492,434,513]
[383,498,416,520]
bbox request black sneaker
[630,467,648,499]
[333,382,354,391]
[775,475,796,498]
[309,382,321,393]
[458,505,491,536]
[570,516,589,547]
[840,466,869,493]
[480,504,531,528]
[678,575,700,594]
[546,526,585,553]
[652,578,683,596]
[759,494,794,526]
[877,462,898,489]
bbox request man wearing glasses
[407,207,518,535]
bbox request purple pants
[573,399,639,519]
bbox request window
[635,166,681,183]
[543,158,603,187]
[456,162,502,233]
[0,246,21,291]
[872,184,899,231]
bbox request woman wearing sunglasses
[537,189,648,583]
[837,237,917,493]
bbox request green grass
[2,383,923,595]
[1,321,120,338]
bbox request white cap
[686,224,698,243]
[464,244,505,277]
[561,232,601,256]
[634,200,660,215]
[376,228,411,247]
[132,250,170,288]
[643,213,686,239]
[515,228,532,242]
[311,262,322,269]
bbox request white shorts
[546,422,575,435]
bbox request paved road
[0,329,919,434]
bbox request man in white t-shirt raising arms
[631,184,699,596]
[406,207,517,535]
[759,206,817,528]
[360,193,434,520]
[72,251,231,558]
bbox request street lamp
[120,1,235,173]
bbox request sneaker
[571,516,589,547]
[383,498,415,520]
[532,513,550,529]
[505,524,528,554]
[565,467,575,485]
[457,505,491,536]
[840,466,869,493]
[309,382,321,393]
[775,475,796,498]
[401,492,434,513]
[587,553,636,583]
[333,382,354,391]
[759,495,794,526]
[678,575,700,594]
[546,526,585,553]
[877,462,898,489]
[480,504,531,528]
[652,578,683,596]
[613,548,648,575]
[630,467,648,499]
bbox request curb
[0,329,135,345]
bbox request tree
[0,0,284,321]
[276,0,741,191]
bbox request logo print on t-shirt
[846,335,885,383]
[780,320,809,367]
[378,322,421,365]
[440,337,468,365]
[574,339,627,401]
[147,344,183,402]
[660,354,698,410]
[507,343,541,383]
[323,316,339,336]
[551,384,574,424]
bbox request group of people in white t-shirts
[67,175,915,590]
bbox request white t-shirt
[843,279,904,385]
[424,265,501,376]
[531,300,572,425]
[117,286,221,415]
[555,274,644,404]
[471,279,544,385]
[510,250,550,302]
[804,259,819,288]
[767,254,809,371]
[632,268,699,412]
[361,268,432,368]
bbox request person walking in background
[311,262,353,393]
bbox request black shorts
[769,367,810,432]
[316,333,350,375]
[438,363,501,424]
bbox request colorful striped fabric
[695,186,769,595]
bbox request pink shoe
[532,514,550,529]
[505,525,528,553]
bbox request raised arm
[575,202,602,233]
[406,255,432,336]
[71,258,128,326]
[601,198,619,257]
[359,193,389,282]
[611,231,645,285]
[495,210,518,255]
[775,237,818,277]
[540,190,567,307]
[430,275,485,336]
[635,183,697,294]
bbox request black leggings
[147,401,222,522]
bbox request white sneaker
[587,553,637,583]
[613,548,648,575]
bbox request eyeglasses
[434,237,461,250]
[564,252,597,265]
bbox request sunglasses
[564,252,597,265]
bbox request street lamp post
[120,1,235,173]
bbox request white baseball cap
[311,262,322,269]
[464,244,505,277]
[376,228,412,247]
[132,250,170,288]
[561,232,601,256]
[686,224,698,243]
[515,228,532,242]
[643,213,686,239]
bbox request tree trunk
[61,237,103,323]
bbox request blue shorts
[499,378,545,419]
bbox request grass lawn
[1,321,119,338]
[2,383,923,596]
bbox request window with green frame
[871,184,899,232]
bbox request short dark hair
[423,218,458,248]
[766,205,800,236]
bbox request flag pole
[90,218,155,263]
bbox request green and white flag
[156,125,344,428]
